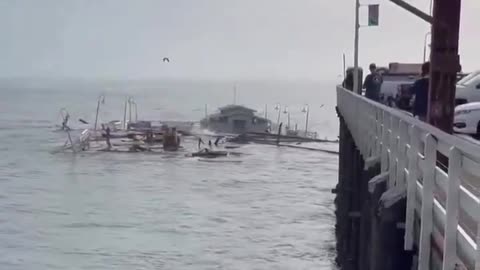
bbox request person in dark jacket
[363,63,383,101]
[343,69,354,91]
[411,62,430,121]
[198,137,204,150]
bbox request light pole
[283,106,290,130]
[94,94,105,131]
[123,97,131,130]
[132,101,138,122]
[353,0,360,94]
[302,104,310,137]
[204,104,208,128]
[274,104,281,128]
[128,97,135,123]
[233,84,237,104]
[423,32,431,62]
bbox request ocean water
[0,80,339,270]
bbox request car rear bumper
[453,116,478,134]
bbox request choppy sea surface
[0,79,339,270]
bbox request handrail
[336,86,480,270]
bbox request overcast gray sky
[0,0,478,81]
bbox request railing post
[475,221,480,270]
[367,103,375,157]
[405,125,420,250]
[389,116,399,186]
[418,134,437,270]
[443,147,461,270]
[375,107,382,158]
[381,111,390,176]
[396,120,408,189]
[476,210,480,270]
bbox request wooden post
[388,0,462,133]
[276,123,283,146]
[427,0,462,133]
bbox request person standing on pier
[343,69,354,91]
[362,63,382,101]
[105,126,112,150]
[61,113,70,130]
[197,137,204,150]
[411,62,430,121]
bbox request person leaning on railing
[411,62,430,121]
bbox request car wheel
[477,121,480,135]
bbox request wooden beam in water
[245,132,338,143]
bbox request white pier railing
[337,86,480,270]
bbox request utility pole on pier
[389,0,461,134]
[428,0,461,133]
[353,0,360,94]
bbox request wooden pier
[335,86,480,270]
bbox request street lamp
[274,103,281,127]
[131,100,138,122]
[94,94,105,131]
[423,32,431,62]
[128,97,135,123]
[283,106,290,130]
[123,97,128,130]
[302,104,310,137]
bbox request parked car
[457,72,470,82]
[379,76,417,107]
[390,71,477,110]
[455,70,480,105]
[453,102,480,135]
[395,83,414,110]
[377,63,420,107]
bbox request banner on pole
[368,4,379,26]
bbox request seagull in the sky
[163,57,170,63]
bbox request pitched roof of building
[219,104,256,113]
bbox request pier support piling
[335,111,413,270]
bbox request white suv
[454,102,480,135]
[456,71,480,105]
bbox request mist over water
[0,80,339,270]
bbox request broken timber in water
[243,131,339,144]
[226,130,339,155]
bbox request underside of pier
[334,113,414,270]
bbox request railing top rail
[337,85,480,161]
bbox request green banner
[368,4,379,26]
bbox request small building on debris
[200,105,271,134]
